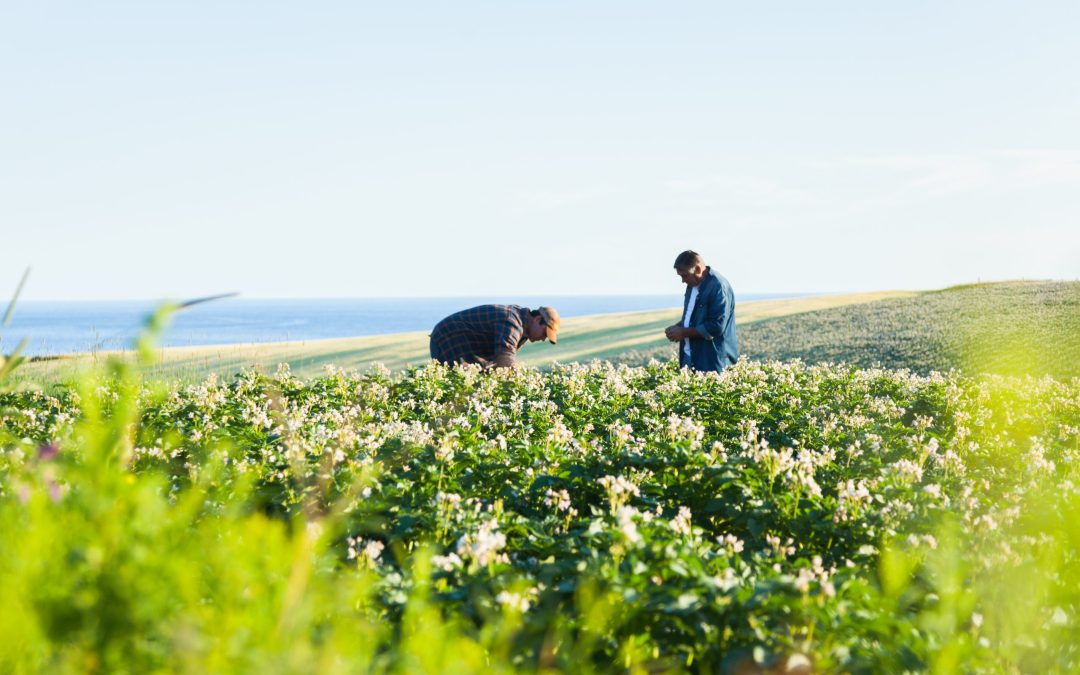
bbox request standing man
[430,304,560,369]
[664,251,738,372]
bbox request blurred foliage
[2,330,1080,672]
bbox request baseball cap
[536,306,560,344]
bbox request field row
[2,358,1079,671]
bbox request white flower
[347,537,384,568]
[766,534,796,558]
[456,518,507,567]
[839,479,871,504]
[363,540,384,562]
[547,418,574,446]
[791,453,823,498]
[615,505,643,545]
[717,533,744,555]
[710,441,728,463]
[666,414,705,449]
[933,449,966,475]
[668,506,693,536]
[794,567,815,593]
[435,435,456,462]
[1027,437,1056,474]
[834,479,873,522]
[543,488,573,513]
[597,475,640,510]
[435,491,462,508]
[432,552,463,571]
[891,459,924,484]
[495,590,532,613]
[608,420,634,446]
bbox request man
[430,304,560,369]
[664,250,738,372]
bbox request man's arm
[692,285,728,341]
[492,312,525,369]
[665,324,703,341]
[493,353,518,369]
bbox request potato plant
[3,355,1079,673]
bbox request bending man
[664,250,738,372]
[430,304,560,369]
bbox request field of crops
[619,281,1080,379]
[3,348,1079,671]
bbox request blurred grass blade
[0,337,28,380]
[178,291,238,310]
[3,267,30,327]
[135,292,240,365]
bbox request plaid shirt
[429,304,531,368]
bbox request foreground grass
[2,358,1079,672]
[15,291,912,383]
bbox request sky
[2,1,1078,301]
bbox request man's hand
[494,353,518,369]
[664,325,685,342]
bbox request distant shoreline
[8,293,825,357]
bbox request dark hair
[673,250,703,272]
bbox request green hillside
[621,281,1080,378]
[13,282,1077,383]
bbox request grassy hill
[621,281,1080,379]
[13,281,1077,382]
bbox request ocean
[3,294,807,356]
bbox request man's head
[674,250,707,288]
[527,306,561,343]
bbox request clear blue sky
[3,1,1078,300]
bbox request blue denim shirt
[678,268,739,372]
